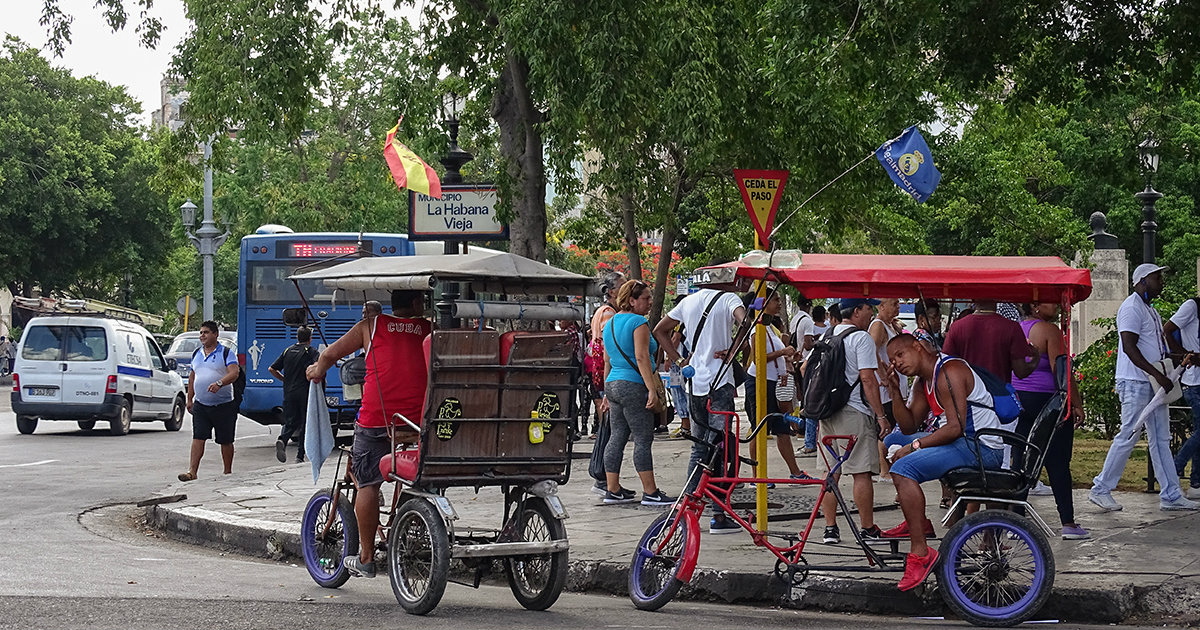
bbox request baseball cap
[1132,263,1168,287]
[838,297,881,312]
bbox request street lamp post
[1136,134,1162,265]
[435,92,475,328]
[181,137,229,322]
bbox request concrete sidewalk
[145,434,1200,625]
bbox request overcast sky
[4,0,190,126]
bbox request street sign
[408,184,508,242]
[176,295,198,316]
[733,169,789,247]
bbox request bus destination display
[281,241,370,258]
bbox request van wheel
[109,400,132,436]
[78,420,96,432]
[16,416,37,435]
[164,397,185,432]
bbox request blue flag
[875,126,941,203]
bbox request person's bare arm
[307,321,369,381]
[1120,330,1172,391]
[882,365,929,434]
[633,324,661,410]
[1165,320,1188,360]
[268,367,284,381]
[653,315,683,365]
[859,368,889,438]
[868,319,888,350]
[186,371,196,412]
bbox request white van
[10,315,186,435]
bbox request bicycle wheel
[938,509,1055,627]
[503,498,569,611]
[388,497,450,615]
[629,509,695,611]
[300,489,358,588]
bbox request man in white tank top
[879,333,1004,592]
[870,299,907,479]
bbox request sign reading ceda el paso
[408,184,508,241]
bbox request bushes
[1074,317,1120,439]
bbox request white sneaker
[1187,487,1200,500]
[1029,481,1053,496]
[1088,491,1123,512]
[1160,495,1200,511]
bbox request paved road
[0,395,1171,629]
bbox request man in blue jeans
[655,286,746,534]
[1164,295,1200,499]
[881,333,1006,591]
[1090,264,1199,511]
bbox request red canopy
[694,254,1092,304]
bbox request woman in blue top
[601,280,674,506]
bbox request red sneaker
[897,548,939,591]
[882,517,935,539]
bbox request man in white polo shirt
[1165,291,1200,500]
[1090,264,1198,511]
[178,320,241,482]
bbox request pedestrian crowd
[579,261,1200,591]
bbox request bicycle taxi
[287,250,592,615]
[630,253,1092,627]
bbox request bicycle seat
[379,449,420,482]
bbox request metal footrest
[450,540,569,559]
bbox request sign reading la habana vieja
[408,184,508,242]
[733,169,789,248]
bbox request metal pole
[1136,184,1162,265]
[753,235,769,532]
[202,138,214,321]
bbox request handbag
[588,416,611,482]
[607,320,668,414]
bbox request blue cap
[838,297,881,312]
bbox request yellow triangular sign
[734,169,789,247]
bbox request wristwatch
[912,439,922,450]
[674,357,687,367]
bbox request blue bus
[237,227,418,424]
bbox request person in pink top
[1012,303,1087,539]
[306,290,432,580]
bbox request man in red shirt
[307,290,431,580]
[943,301,1038,383]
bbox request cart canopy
[289,250,594,296]
[695,254,1092,304]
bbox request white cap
[1132,263,1168,287]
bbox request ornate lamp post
[1136,134,1162,265]
[181,137,229,322]
[435,92,475,327]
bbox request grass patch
[1063,431,1158,492]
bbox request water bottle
[681,365,695,379]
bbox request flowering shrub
[569,243,684,288]
[1074,317,1120,438]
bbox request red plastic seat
[379,449,420,482]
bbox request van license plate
[28,387,57,396]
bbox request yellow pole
[753,235,769,531]
[183,295,191,331]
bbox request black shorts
[192,400,238,444]
[351,425,391,487]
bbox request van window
[146,336,167,371]
[64,327,108,361]
[20,326,108,362]
[21,326,63,361]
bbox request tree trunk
[650,211,677,326]
[620,192,643,280]
[492,47,546,261]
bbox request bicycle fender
[677,511,703,582]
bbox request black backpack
[800,326,862,420]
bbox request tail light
[105,375,118,394]
[11,373,17,393]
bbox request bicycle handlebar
[390,412,420,432]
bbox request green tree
[0,38,173,308]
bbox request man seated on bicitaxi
[880,333,1006,591]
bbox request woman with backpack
[600,280,674,506]
[743,292,810,481]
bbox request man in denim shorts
[882,333,1005,591]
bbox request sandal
[178,471,197,482]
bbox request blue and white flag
[875,126,941,203]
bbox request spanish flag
[383,118,442,199]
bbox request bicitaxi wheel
[300,489,358,588]
[503,498,569,611]
[937,509,1055,627]
[388,497,450,615]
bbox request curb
[145,501,1184,624]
